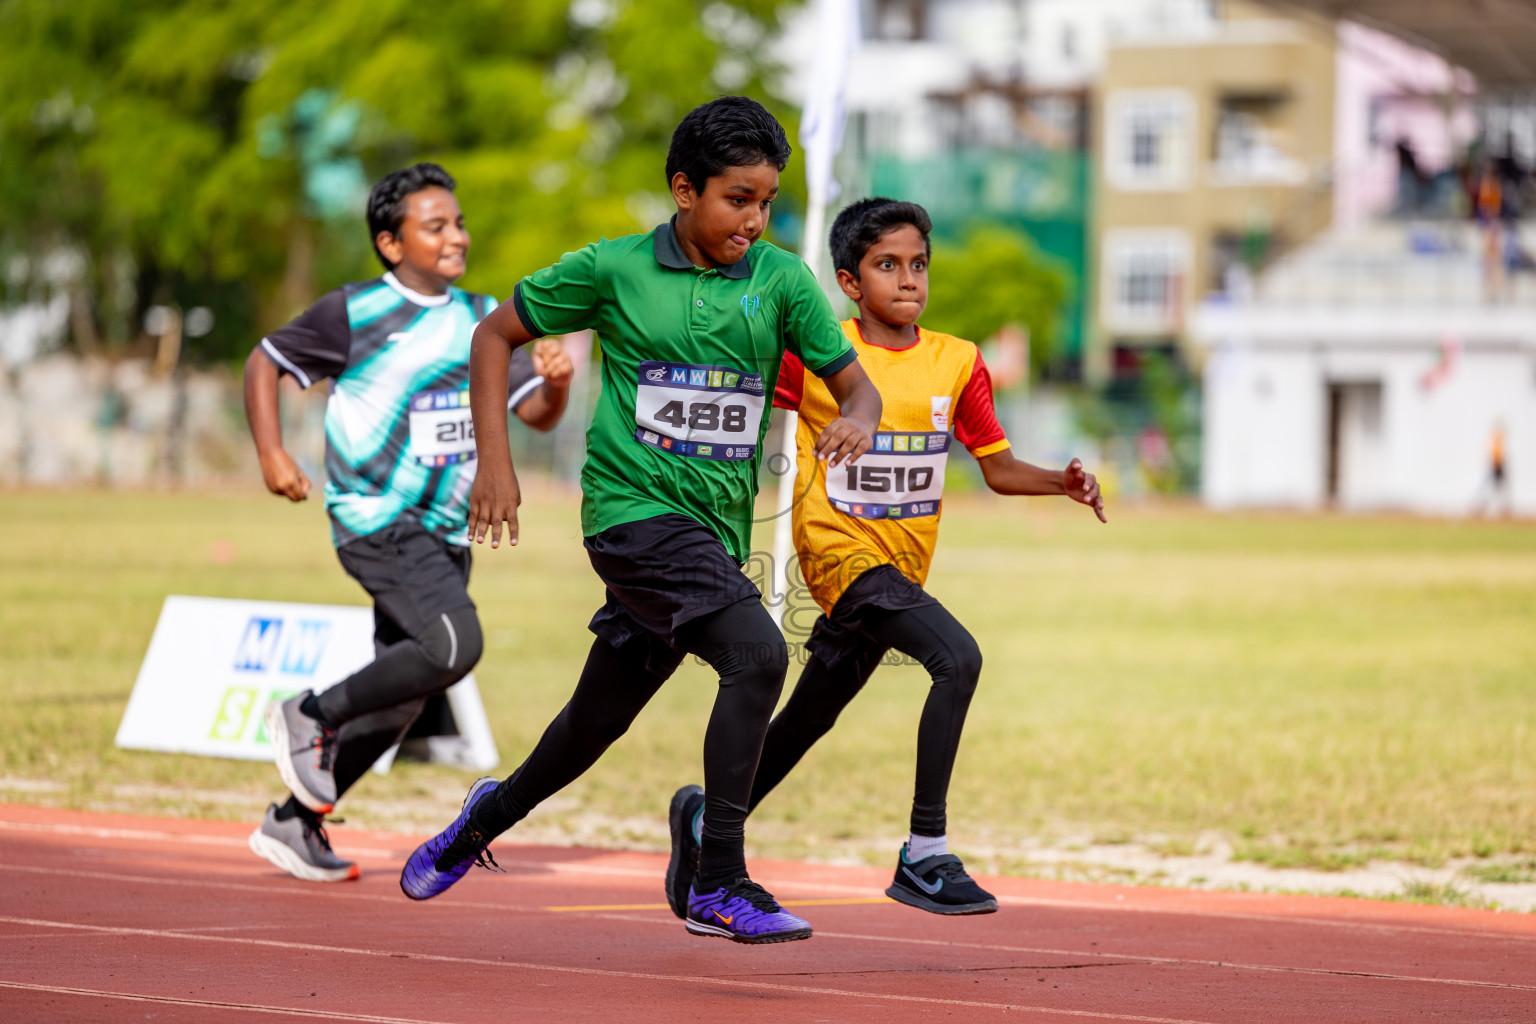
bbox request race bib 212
[408,387,476,467]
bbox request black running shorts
[585,513,763,678]
[336,520,474,638]
[804,564,938,668]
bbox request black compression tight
[749,602,982,836]
[471,597,787,887]
[313,604,483,725]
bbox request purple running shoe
[685,878,812,944]
[400,776,502,901]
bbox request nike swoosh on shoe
[902,866,944,895]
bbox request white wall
[1203,340,1536,515]
[1203,344,1327,507]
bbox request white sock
[906,833,948,861]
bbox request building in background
[1194,220,1536,515]
[1092,0,1336,382]
[777,0,1229,376]
[1192,20,1535,515]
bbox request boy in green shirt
[401,97,882,945]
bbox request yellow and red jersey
[776,319,1010,613]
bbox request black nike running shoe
[885,844,998,915]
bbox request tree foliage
[921,225,1070,378]
[0,0,792,361]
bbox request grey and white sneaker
[248,803,359,882]
[265,691,337,814]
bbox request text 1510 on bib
[825,431,949,520]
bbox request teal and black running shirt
[260,272,543,548]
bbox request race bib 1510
[825,430,949,520]
[634,361,766,462]
[409,387,475,467]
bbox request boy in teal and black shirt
[246,163,573,882]
[401,97,882,945]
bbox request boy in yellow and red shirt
[666,197,1105,917]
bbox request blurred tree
[920,225,1071,382]
[0,0,792,363]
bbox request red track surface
[3,803,1533,1023]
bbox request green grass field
[3,488,1533,883]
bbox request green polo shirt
[514,218,856,561]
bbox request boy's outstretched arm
[513,338,574,432]
[978,452,1107,522]
[816,361,881,467]
[469,302,540,548]
[243,346,311,502]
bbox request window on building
[1211,230,1273,294]
[1213,92,1298,182]
[1121,251,1176,311]
[1131,119,1160,170]
[1103,230,1191,332]
[870,0,927,41]
[1211,233,1243,292]
[1106,90,1193,190]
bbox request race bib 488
[825,431,949,520]
[634,361,766,462]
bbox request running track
[3,804,1533,1022]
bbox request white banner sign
[116,595,498,772]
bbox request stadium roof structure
[1268,0,1536,89]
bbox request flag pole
[768,187,824,630]
[771,0,855,632]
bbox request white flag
[799,0,858,231]
[775,0,859,635]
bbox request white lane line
[8,864,1534,991]
[166,923,298,934]
[0,916,1216,1024]
[806,930,1536,992]
[578,911,1536,992]
[8,822,1535,942]
[0,819,402,859]
[0,980,452,1023]
[7,863,548,913]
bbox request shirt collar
[383,271,451,307]
[653,216,753,280]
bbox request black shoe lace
[302,818,336,854]
[724,878,781,913]
[932,860,973,886]
[433,824,503,874]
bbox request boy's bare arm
[513,338,574,432]
[243,346,310,502]
[469,302,540,547]
[815,360,881,467]
[979,451,1106,522]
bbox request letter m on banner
[233,618,283,672]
